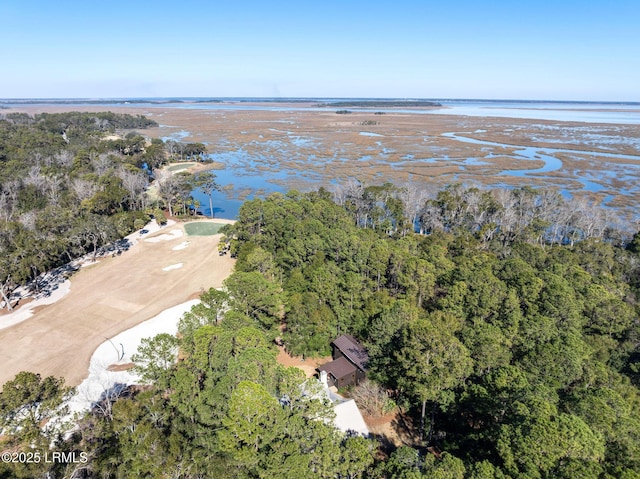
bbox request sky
[1,0,639,101]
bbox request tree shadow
[91,382,133,418]
[367,409,422,455]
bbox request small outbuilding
[317,334,368,389]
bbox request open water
[3,98,640,124]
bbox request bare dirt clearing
[364,410,422,450]
[0,220,235,387]
[275,345,332,378]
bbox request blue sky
[1,0,638,101]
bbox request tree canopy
[1,127,639,477]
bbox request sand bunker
[0,280,71,331]
[162,263,184,271]
[144,229,183,242]
[172,241,190,251]
[61,300,199,421]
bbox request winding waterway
[440,132,640,194]
[191,129,640,219]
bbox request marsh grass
[59,105,638,217]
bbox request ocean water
[159,100,640,124]
[431,100,640,125]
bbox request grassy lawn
[184,222,226,236]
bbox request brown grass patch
[107,362,135,372]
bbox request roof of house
[317,356,357,380]
[332,334,369,371]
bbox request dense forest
[224,190,640,478]
[0,112,213,309]
[1,112,640,478]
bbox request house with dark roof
[317,334,368,389]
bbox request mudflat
[0,221,235,387]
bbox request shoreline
[146,160,226,207]
[160,160,225,174]
[4,100,639,122]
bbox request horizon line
[2,97,640,105]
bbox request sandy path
[0,221,235,387]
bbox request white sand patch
[135,219,175,238]
[144,228,183,243]
[203,218,237,225]
[60,300,199,423]
[172,241,190,251]
[333,399,370,437]
[0,280,71,331]
[162,263,183,271]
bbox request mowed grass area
[184,222,226,236]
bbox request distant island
[0,98,222,106]
[317,100,442,108]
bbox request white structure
[319,369,370,436]
[333,399,370,437]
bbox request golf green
[184,222,225,236]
